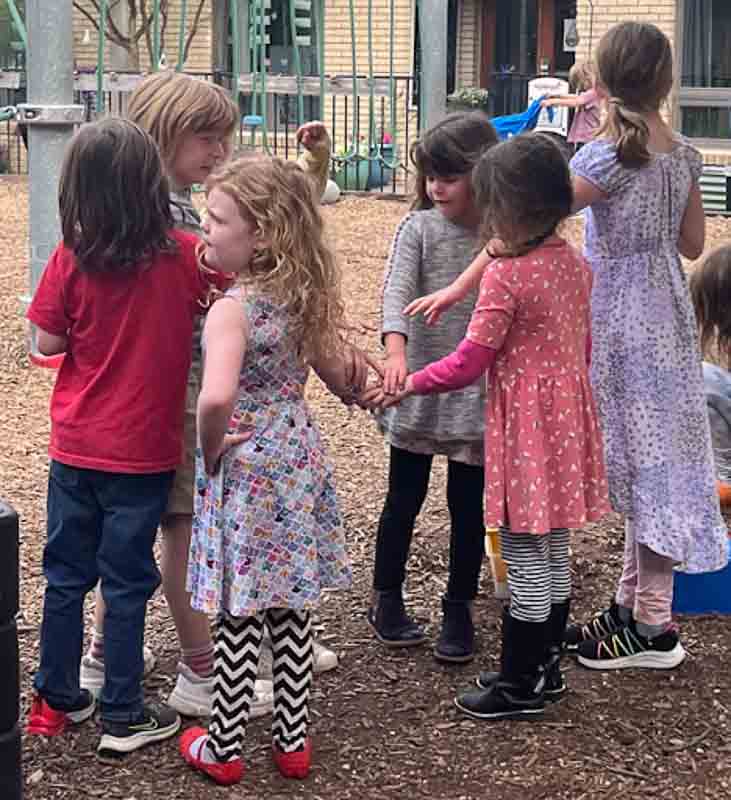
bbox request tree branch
[183,0,207,64]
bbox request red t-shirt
[27,230,212,474]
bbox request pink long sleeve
[411,338,497,395]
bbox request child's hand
[345,346,384,397]
[356,382,386,410]
[204,430,253,475]
[380,374,415,409]
[382,350,408,395]
[296,121,329,151]
[404,284,463,326]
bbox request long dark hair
[690,244,731,369]
[472,133,573,257]
[409,112,498,211]
[59,118,175,273]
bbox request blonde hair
[569,60,595,93]
[595,22,673,168]
[127,71,238,172]
[205,154,347,361]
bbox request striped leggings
[499,529,571,623]
[209,609,313,762]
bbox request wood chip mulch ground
[1,181,730,799]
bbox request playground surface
[1,181,730,799]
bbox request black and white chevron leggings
[499,528,571,622]
[209,608,313,762]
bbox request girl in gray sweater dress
[368,114,498,662]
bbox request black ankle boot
[434,597,474,664]
[458,614,547,721]
[367,589,427,648]
[477,603,569,701]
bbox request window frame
[675,0,731,148]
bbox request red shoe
[272,738,312,779]
[26,692,96,736]
[180,726,244,786]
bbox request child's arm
[296,121,331,198]
[404,247,492,325]
[36,329,67,356]
[542,94,584,109]
[678,183,705,260]
[571,175,606,214]
[197,297,250,474]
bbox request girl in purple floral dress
[564,22,728,670]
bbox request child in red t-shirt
[25,117,229,757]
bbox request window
[679,0,731,141]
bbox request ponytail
[599,97,651,168]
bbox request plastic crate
[672,537,731,615]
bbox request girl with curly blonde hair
[180,153,368,786]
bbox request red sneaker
[272,738,312,779]
[26,692,96,737]
[180,727,244,786]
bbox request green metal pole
[97,0,107,114]
[231,0,240,101]
[152,0,161,70]
[3,0,26,50]
[367,0,375,160]
[314,0,324,113]
[288,0,304,126]
[176,0,188,71]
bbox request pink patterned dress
[467,238,610,534]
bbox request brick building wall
[576,0,731,165]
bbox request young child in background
[179,154,361,786]
[81,71,337,720]
[370,133,610,719]
[542,61,601,151]
[370,113,498,663]
[25,118,220,754]
[689,244,731,505]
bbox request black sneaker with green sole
[98,703,181,756]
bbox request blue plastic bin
[672,537,731,614]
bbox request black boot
[367,588,427,648]
[477,603,569,701]
[434,597,474,664]
[457,613,547,721]
[543,600,570,700]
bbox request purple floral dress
[571,139,728,574]
[188,290,352,617]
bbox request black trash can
[0,501,21,800]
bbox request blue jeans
[34,461,173,722]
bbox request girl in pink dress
[369,132,610,721]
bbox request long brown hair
[690,244,731,368]
[409,112,498,210]
[595,22,673,168]
[472,133,573,257]
[204,154,347,361]
[59,118,175,273]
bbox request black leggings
[373,446,485,602]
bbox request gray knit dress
[378,209,485,464]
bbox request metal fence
[0,69,419,194]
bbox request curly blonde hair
[204,153,347,361]
[568,60,595,93]
[595,22,673,168]
[127,71,238,173]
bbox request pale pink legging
[615,518,675,628]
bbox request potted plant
[333,136,371,191]
[366,131,399,190]
[447,87,490,114]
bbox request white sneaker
[313,641,339,673]
[167,662,274,719]
[80,645,157,698]
[257,637,338,677]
